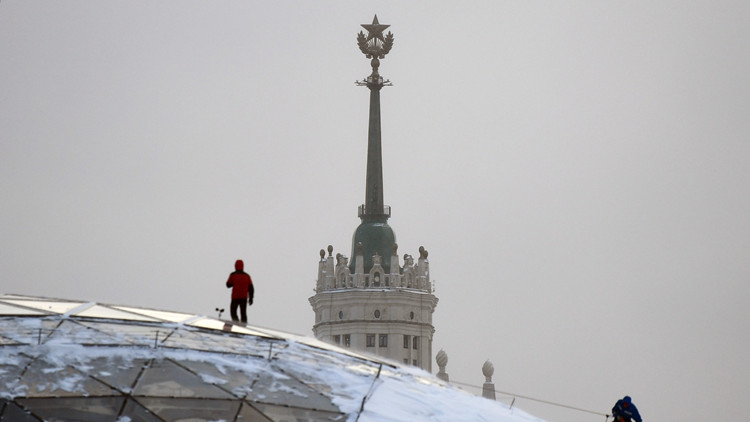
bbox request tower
[309,16,438,371]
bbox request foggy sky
[2,2,749,421]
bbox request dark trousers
[230,298,247,323]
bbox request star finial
[361,14,390,43]
[356,15,394,85]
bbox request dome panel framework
[0,294,542,422]
[0,294,349,422]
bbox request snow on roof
[0,294,544,422]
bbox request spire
[351,16,396,274]
[356,14,394,222]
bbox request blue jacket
[612,396,642,422]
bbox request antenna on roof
[215,307,225,319]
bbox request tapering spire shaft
[364,85,385,220]
[356,14,394,222]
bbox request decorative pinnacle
[436,349,448,368]
[356,15,394,86]
[482,360,495,382]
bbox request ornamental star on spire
[356,15,394,84]
[361,14,390,42]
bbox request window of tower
[366,334,375,348]
[412,336,419,350]
[374,309,380,319]
[333,335,341,345]
[403,335,409,349]
[338,311,343,320]
[379,334,388,348]
[344,334,351,347]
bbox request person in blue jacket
[611,396,642,422]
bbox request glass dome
[0,294,543,422]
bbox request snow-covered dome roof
[0,294,543,422]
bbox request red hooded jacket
[226,260,254,301]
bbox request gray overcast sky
[2,2,748,421]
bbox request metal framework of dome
[0,294,353,421]
[0,294,542,422]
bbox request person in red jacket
[225,259,254,323]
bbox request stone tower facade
[310,245,438,370]
[309,16,438,372]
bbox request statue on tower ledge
[315,245,431,293]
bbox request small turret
[390,244,400,276]
[325,245,335,289]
